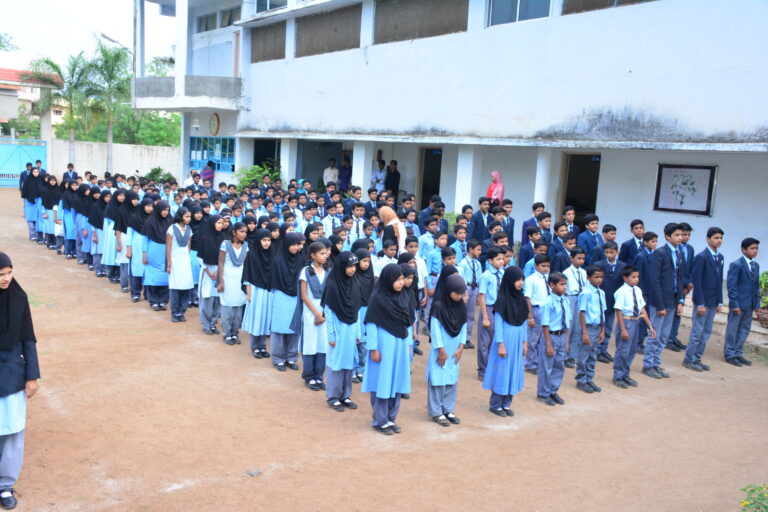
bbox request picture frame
[653,164,717,216]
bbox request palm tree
[89,41,131,174]
[25,52,92,164]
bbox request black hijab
[495,266,529,327]
[88,190,110,230]
[399,263,418,324]
[329,234,342,267]
[61,181,77,210]
[270,232,306,296]
[129,197,153,233]
[257,215,270,229]
[42,178,62,210]
[430,273,467,337]
[114,190,139,234]
[243,215,258,248]
[364,263,410,339]
[321,251,361,325]
[141,200,172,244]
[189,204,204,252]
[351,238,370,253]
[272,222,294,255]
[21,170,42,203]
[104,189,125,223]
[432,265,459,305]
[0,252,36,351]
[200,215,225,266]
[73,184,91,215]
[354,248,374,307]
[242,228,272,290]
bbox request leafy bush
[235,158,281,190]
[760,271,768,308]
[741,484,768,512]
[144,166,175,183]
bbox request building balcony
[133,75,241,112]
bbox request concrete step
[679,298,768,351]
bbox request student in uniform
[684,227,724,371]
[590,224,616,264]
[668,223,695,350]
[0,252,41,511]
[426,273,467,427]
[450,225,469,265]
[551,233,576,273]
[537,272,570,406]
[374,239,398,278]
[127,198,153,302]
[187,205,204,307]
[87,189,110,277]
[523,253,551,375]
[458,240,482,350]
[613,266,655,388]
[562,205,580,236]
[520,201,544,243]
[270,232,306,371]
[577,214,603,266]
[217,222,249,344]
[575,266,606,394]
[477,247,506,380]
[537,211,553,245]
[242,228,273,359]
[483,266,527,417]
[353,248,375,382]
[299,242,330,390]
[102,189,125,281]
[562,247,587,369]
[40,176,61,249]
[199,215,225,335]
[361,264,412,435]
[633,231,657,354]
[594,241,626,363]
[166,207,194,323]
[619,219,645,264]
[322,251,362,411]
[724,237,760,367]
[140,200,172,311]
[115,190,139,293]
[61,181,80,258]
[518,226,541,269]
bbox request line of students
[20,171,762,431]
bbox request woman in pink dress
[486,170,505,208]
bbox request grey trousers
[566,295,581,360]
[724,309,753,360]
[490,392,513,411]
[370,393,401,428]
[614,319,640,380]
[26,221,36,240]
[92,253,104,274]
[685,306,716,364]
[537,332,566,397]
[644,306,675,368]
[465,286,479,343]
[477,305,495,376]
[119,263,130,288]
[220,305,243,337]
[427,384,457,417]
[249,334,268,351]
[326,368,352,402]
[271,333,299,365]
[575,325,602,384]
[199,297,221,330]
[0,430,24,488]
[525,306,543,370]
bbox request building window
[189,136,236,173]
[562,0,657,16]
[196,13,217,33]
[374,0,469,45]
[220,6,241,27]
[296,4,362,58]
[251,22,287,63]
[489,0,550,26]
[256,0,288,13]
[52,109,63,115]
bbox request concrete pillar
[134,0,146,78]
[455,145,481,213]
[175,0,189,97]
[242,0,256,19]
[38,90,53,171]
[550,0,564,17]
[179,113,190,184]
[352,141,375,190]
[235,137,255,172]
[285,18,297,59]
[534,147,552,205]
[360,0,375,47]
[280,138,298,182]
[467,0,488,31]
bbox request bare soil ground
[3,190,767,512]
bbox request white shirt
[415,256,428,290]
[374,255,398,278]
[371,169,386,193]
[323,166,339,185]
[524,272,550,306]
[563,265,587,296]
[614,283,646,317]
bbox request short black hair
[532,202,545,210]
[453,224,467,233]
[741,237,760,249]
[405,235,418,246]
[548,272,566,285]
[553,221,567,232]
[584,214,599,225]
[570,246,586,257]
[706,227,724,238]
[467,239,482,250]
[424,217,438,227]
[430,194,442,203]
[492,231,508,243]
[642,232,657,242]
[486,246,505,261]
[603,241,619,251]
[526,226,539,238]
[434,230,448,239]
[586,265,603,277]
[664,222,683,237]
[622,265,639,278]
[533,240,548,250]
[502,198,513,207]
[478,196,490,205]
[630,219,644,229]
[537,211,552,221]
[562,205,575,214]
[534,253,551,265]
[441,247,456,259]
[679,222,693,232]
[602,224,617,233]
[562,233,577,242]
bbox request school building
[132,0,768,267]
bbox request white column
[134,0,146,78]
[175,0,189,97]
[285,18,297,59]
[179,113,190,183]
[280,138,299,182]
[455,145,481,212]
[352,141,375,190]
[360,0,375,46]
[39,91,53,171]
[241,0,256,19]
[534,147,552,205]
[235,137,255,172]
[550,0,564,17]
[467,0,487,31]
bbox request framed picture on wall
[653,164,717,216]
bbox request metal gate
[0,138,47,188]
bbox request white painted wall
[49,140,180,178]
[240,0,768,144]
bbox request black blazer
[594,259,626,309]
[691,250,724,307]
[619,238,642,264]
[0,340,40,398]
[648,245,685,310]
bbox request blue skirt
[90,228,102,255]
[35,198,44,228]
[190,250,200,285]
[143,239,168,286]
[100,219,118,266]
[64,208,77,240]
[270,290,299,334]
[242,286,272,336]
[42,209,55,234]
[80,217,92,253]
[482,315,526,396]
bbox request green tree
[146,56,175,77]
[89,41,131,173]
[0,33,17,51]
[25,52,92,163]
[7,106,40,139]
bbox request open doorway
[420,148,442,210]
[563,154,601,227]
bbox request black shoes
[171,316,182,323]
[131,295,140,303]
[306,380,321,391]
[342,398,357,409]
[672,338,687,349]
[537,395,556,406]
[726,357,742,367]
[328,400,345,412]
[490,408,507,417]
[550,393,565,405]
[151,304,160,311]
[737,356,752,366]
[665,342,681,352]
[224,336,237,345]
[433,415,451,427]
[612,378,629,388]
[253,349,262,359]
[0,488,17,510]
[275,364,287,372]
[373,425,393,435]
[656,366,670,378]
[158,303,167,311]
[203,328,214,336]
[588,381,602,392]
[697,361,711,371]
[623,376,638,387]
[286,362,299,371]
[682,360,703,372]
[642,367,663,379]
[596,353,611,363]
[576,382,594,394]
[465,341,475,349]
[564,358,576,368]
[413,346,423,356]
[446,413,461,424]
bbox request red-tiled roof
[0,68,61,88]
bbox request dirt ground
[2,190,767,512]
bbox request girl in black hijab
[243,215,258,249]
[257,215,270,230]
[140,200,172,310]
[72,184,93,266]
[101,189,125,281]
[426,272,467,426]
[41,175,61,249]
[322,251,362,410]
[128,198,154,302]
[88,189,110,276]
[199,215,225,334]
[482,266,527,418]
[187,204,204,307]
[0,252,41,511]
[361,263,412,435]
[22,167,43,242]
[328,234,343,268]
[353,247,375,383]
[242,228,273,359]
[269,231,305,371]
[115,190,139,292]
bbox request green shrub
[741,484,768,512]
[144,166,175,183]
[235,158,281,190]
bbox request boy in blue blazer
[562,205,580,236]
[683,227,724,372]
[520,202,544,244]
[577,214,603,265]
[724,237,760,367]
[518,226,541,269]
[594,241,626,363]
[643,223,686,379]
[668,222,695,350]
[619,219,645,264]
[633,231,658,354]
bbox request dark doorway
[420,148,442,210]
[253,139,279,166]
[563,154,601,227]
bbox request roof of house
[0,68,61,88]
